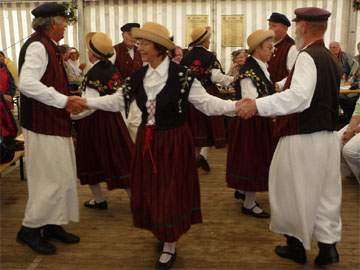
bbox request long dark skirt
[188,104,226,148]
[130,124,202,242]
[76,110,134,190]
[226,116,275,192]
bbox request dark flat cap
[268,12,291,27]
[31,3,68,18]
[292,7,331,22]
[121,23,140,32]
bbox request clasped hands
[65,96,88,114]
[235,98,258,119]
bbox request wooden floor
[1,148,359,270]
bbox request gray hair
[32,16,64,32]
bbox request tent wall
[1,0,359,71]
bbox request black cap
[268,12,291,27]
[121,23,140,32]
[292,7,331,22]
[31,3,68,18]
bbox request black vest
[273,40,342,137]
[235,56,275,99]
[181,46,223,88]
[124,61,195,130]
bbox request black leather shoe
[242,204,270,218]
[42,225,80,244]
[155,252,176,270]
[274,236,306,264]
[314,242,339,266]
[234,190,245,201]
[84,199,108,209]
[197,154,210,172]
[17,226,56,255]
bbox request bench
[0,151,25,180]
[0,134,25,180]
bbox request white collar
[252,56,268,70]
[147,57,169,77]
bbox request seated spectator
[0,51,18,88]
[329,41,352,81]
[0,56,16,110]
[170,46,183,64]
[227,48,248,78]
[339,97,360,183]
[350,41,360,89]
[65,47,85,93]
[0,94,18,164]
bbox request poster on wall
[221,15,244,47]
[185,15,209,47]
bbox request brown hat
[189,26,211,47]
[247,29,274,53]
[292,7,331,22]
[131,22,175,50]
[85,32,114,59]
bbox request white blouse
[85,57,236,120]
[240,56,271,99]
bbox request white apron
[269,131,342,250]
[22,128,79,228]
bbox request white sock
[159,242,176,263]
[244,192,263,214]
[89,184,105,203]
[200,147,210,160]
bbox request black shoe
[314,242,339,266]
[84,199,108,210]
[42,225,80,244]
[155,252,177,270]
[275,235,306,264]
[17,226,56,255]
[197,154,210,172]
[242,204,270,218]
[234,190,245,201]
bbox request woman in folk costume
[226,30,276,218]
[72,32,133,210]
[84,22,238,269]
[181,26,234,172]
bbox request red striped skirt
[187,104,226,148]
[75,110,134,190]
[226,116,276,192]
[130,123,202,242]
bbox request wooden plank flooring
[1,148,359,269]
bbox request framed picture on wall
[221,15,244,47]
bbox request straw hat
[131,22,175,50]
[85,32,114,59]
[189,26,211,47]
[247,29,275,53]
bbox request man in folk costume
[113,23,143,80]
[181,26,234,172]
[267,12,298,83]
[16,3,85,255]
[238,7,342,266]
[113,23,143,141]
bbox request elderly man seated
[339,97,360,183]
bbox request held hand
[66,96,87,114]
[236,98,257,119]
[341,129,354,145]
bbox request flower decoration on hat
[63,2,78,25]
